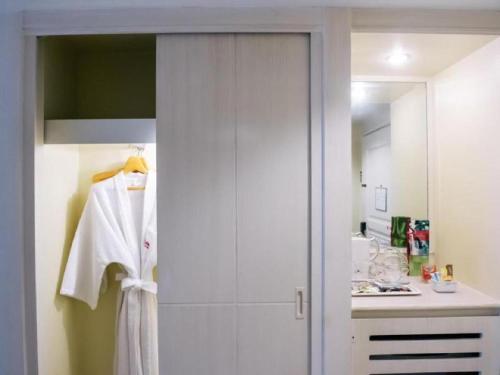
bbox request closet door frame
[22,8,352,375]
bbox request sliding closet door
[157,34,238,375]
[157,33,310,375]
[236,34,309,375]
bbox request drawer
[352,316,500,374]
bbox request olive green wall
[43,35,155,120]
[75,49,155,119]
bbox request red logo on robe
[144,240,150,250]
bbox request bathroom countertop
[352,277,500,318]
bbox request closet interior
[36,34,157,375]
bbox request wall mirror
[352,81,428,245]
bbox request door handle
[295,287,305,320]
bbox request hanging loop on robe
[117,274,158,294]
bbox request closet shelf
[44,118,156,144]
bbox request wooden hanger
[123,156,149,174]
[92,145,149,190]
[122,155,149,191]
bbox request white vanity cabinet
[352,280,500,374]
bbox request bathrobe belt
[116,273,158,294]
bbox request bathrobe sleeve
[60,186,126,310]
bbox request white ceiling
[352,33,498,77]
[19,0,500,10]
[351,33,498,127]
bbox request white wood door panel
[368,339,482,355]
[158,305,236,375]
[236,34,310,303]
[157,34,237,304]
[237,304,308,375]
[369,357,481,373]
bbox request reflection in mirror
[352,81,428,246]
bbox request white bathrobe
[61,171,158,375]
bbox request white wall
[391,85,428,219]
[0,3,27,375]
[433,36,500,297]
[36,145,80,375]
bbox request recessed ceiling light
[386,51,410,66]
